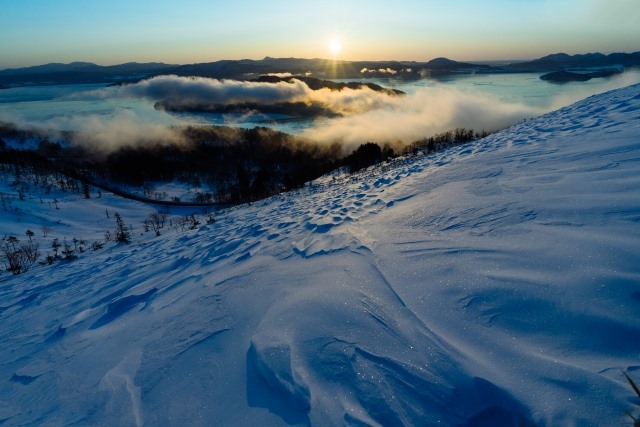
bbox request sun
[329,37,342,57]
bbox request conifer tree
[114,212,130,243]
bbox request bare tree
[19,240,40,266]
[1,237,23,274]
[1,236,39,275]
[41,225,52,237]
[144,210,169,236]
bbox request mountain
[504,51,640,72]
[2,52,639,87]
[0,61,177,86]
[0,61,100,75]
[0,57,499,86]
[1,81,640,425]
[0,61,176,76]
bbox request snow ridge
[1,84,640,426]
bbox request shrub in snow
[144,210,169,236]
[91,241,105,251]
[0,236,39,275]
[61,238,76,261]
[51,238,61,258]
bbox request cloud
[116,75,313,106]
[5,76,407,154]
[63,111,185,154]
[265,72,294,78]
[301,70,640,150]
[78,75,403,116]
[8,71,640,156]
[3,109,185,155]
[360,68,398,75]
[300,86,543,149]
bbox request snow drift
[1,84,640,426]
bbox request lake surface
[2,71,639,136]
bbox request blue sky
[1,0,638,68]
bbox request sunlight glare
[329,37,342,56]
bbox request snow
[2,83,640,426]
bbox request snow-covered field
[1,84,640,426]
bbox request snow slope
[1,84,640,426]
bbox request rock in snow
[1,84,640,426]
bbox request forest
[0,121,489,205]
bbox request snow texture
[1,84,640,426]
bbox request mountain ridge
[2,51,639,86]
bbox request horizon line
[3,49,640,72]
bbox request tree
[26,229,35,242]
[1,237,22,274]
[114,212,130,243]
[41,225,52,237]
[51,238,61,257]
[188,215,200,230]
[144,210,169,236]
[1,236,39,275]
[61,238,75,260]
[346,142,383,173]
[82,181,90,199]
[20,240,40,267]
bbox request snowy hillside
[1,84,640,426]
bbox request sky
[1,0,639,69]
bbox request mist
[301,86,544,149]
[4,71,640,155]
[302,69,640,149]
[77,75,542,145]
[79,75,403,115]
[61,111,185,154]
[0,109,184,155]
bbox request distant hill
[1,57,481,86]
[1,52,639,87]
[0,61,176,76]
[0,61,101,75]
[0,62,177,86]
[504,51,640,72]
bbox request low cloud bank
[120,75,311,105]
[5,71,640,154]
[303,69,640,148]
[0,109,184,154]
[58,82,544,153]
[301,86,544,149]
[79,75,403,115]
[61,111,185,154]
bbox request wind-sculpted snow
[1,84,640,426]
